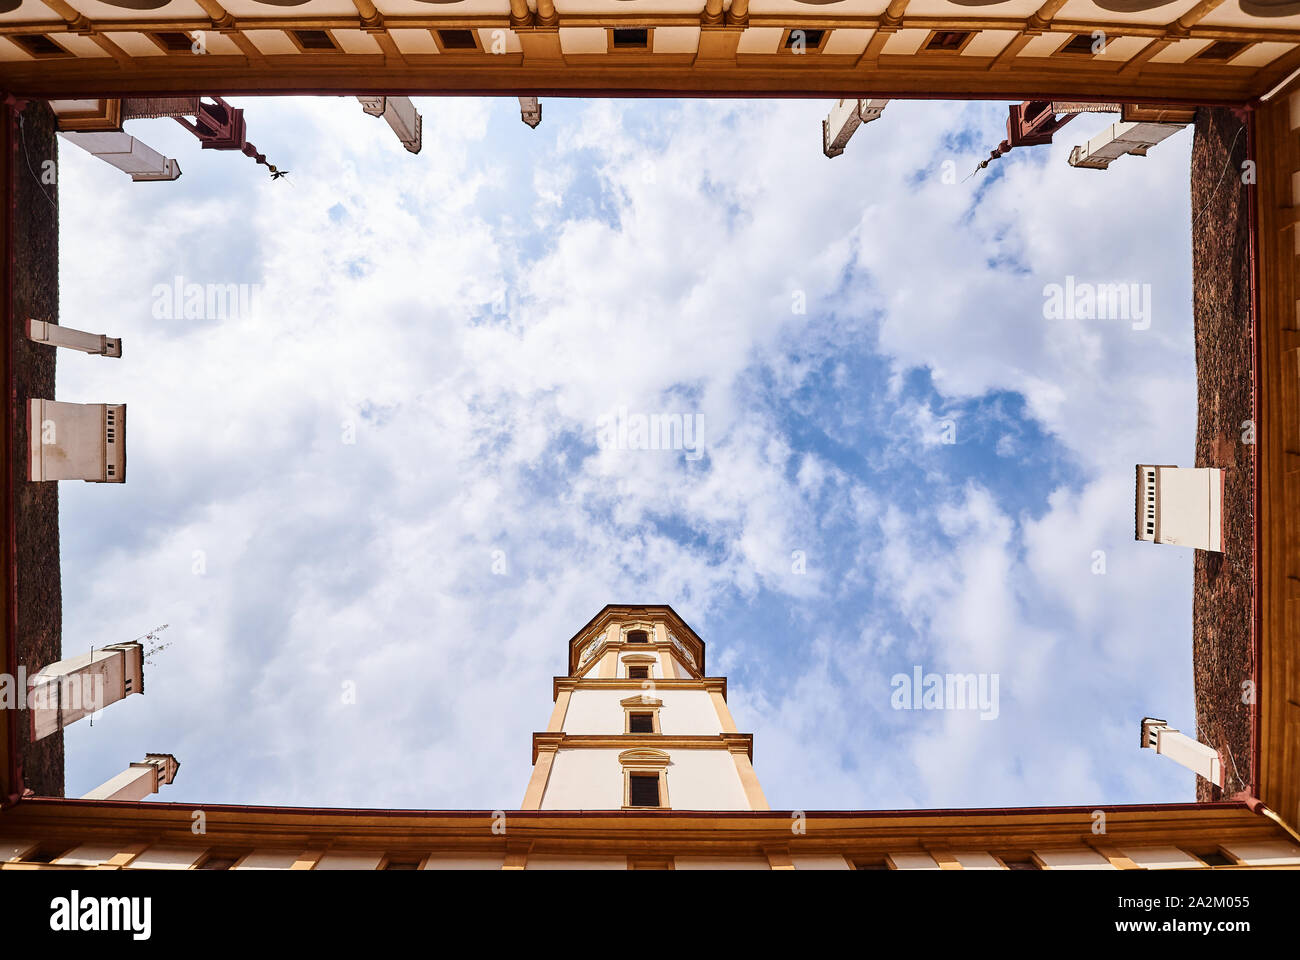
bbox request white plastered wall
[561,687,724,735]
[540,747,751,809]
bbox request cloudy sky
[54,94,1200,811]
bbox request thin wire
[17,113,58,214]
[1191,124,1246,230]
[1225,741,1243,794]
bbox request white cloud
[55,95,1197,811]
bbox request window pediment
[618,748,670,768]
[620,695,662,708]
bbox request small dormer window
[619,749,671,809]
[621,695,663,733]
[626,630,648,643]
[627,774,660,807]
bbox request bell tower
[522,605,768,811]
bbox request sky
[53,94,1201,811]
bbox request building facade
[4,0,1300,102]
[1,606,1299,869]
[523,607,766,812]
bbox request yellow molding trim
[532,732,754,759]
[710,688,738,733]
[730,751,770,811]
[545,688,572,732]
[929,849,964,870]
[520,747,558,810]
[0,805,1286,856]
[501,842,530,870]
[763,844,795,869]
[102,843,148,868]
[52,98,121,131]
[1091,845,1141,869]
[291,849,324,869]
[554,676,727,697]
[617,748,671,767]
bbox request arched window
[619,749,670,809]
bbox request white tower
[28,399,126,483]
[27,319,122,357]
[58,131,182,182]
[27,642,144,741]
[1069,120,1186,170]
[1140,717,1223,788]
[357,96,423,154]
[519,97,542,129]
[82,753,180,801]
[822,98,890,158]
[523,605,767,811]
[1135,464,1223,552]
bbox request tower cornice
[553,676,727,702]
[532,732,754,765]
[565,604,706,676]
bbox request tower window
[628,774,660,807]
[436,29,479,51]
[627,666,650,680]
[628,712,654,733]
[626,630,649,643]
[925,31,970,53]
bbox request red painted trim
[1245,105,1261,799]
[8,796,1251,819]
[1,96,17,808]
[0,83,1257,106]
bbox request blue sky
[53,94,1200,811]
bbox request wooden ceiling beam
[4,14,1295,44]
